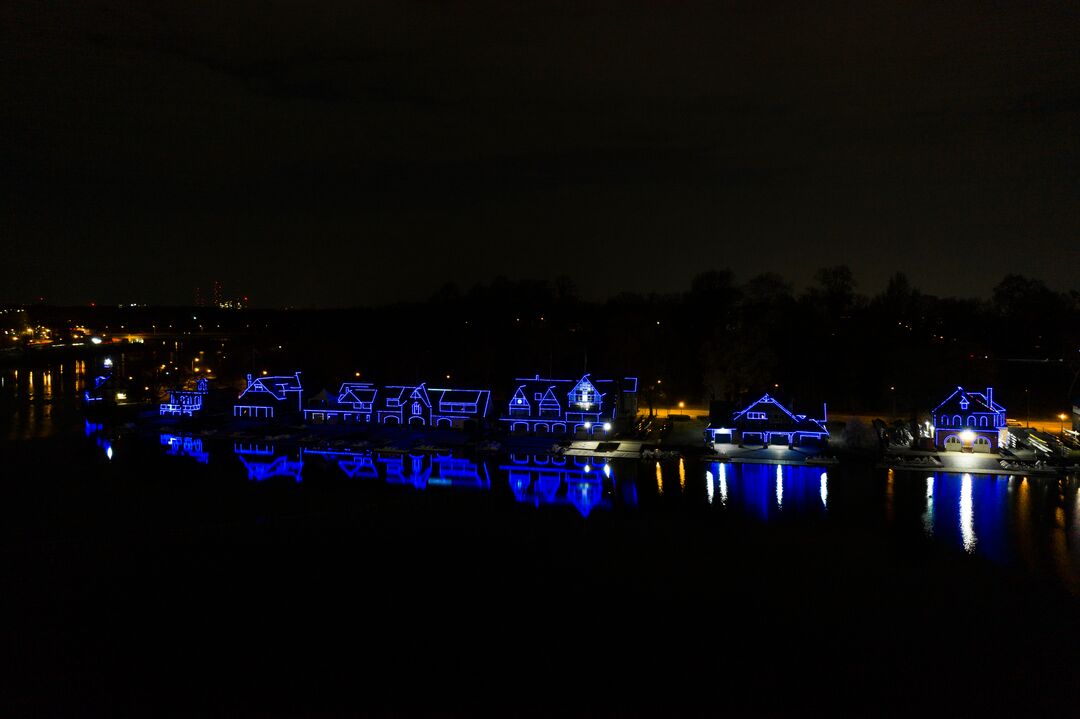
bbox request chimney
[986,387,993,407]
[246,373,252,384]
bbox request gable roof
[409,384,431,407]
[570,374,604,396]
[337,382,377,405]
[733,393,797,422]
[510,386,531,407]
[430,388,488,405]
[535,387,560,411]
[382,384,433,407]
[732,393,828,434]
[932,386,1005,415]
[239,372,303,401]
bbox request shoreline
[113,410,1080,477]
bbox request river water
[3,358,1080,714]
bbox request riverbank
[123,408,1080,477]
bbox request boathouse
[375,383,491,430]
[705,393,828,447]
[160,377,209,417]
[930,386,1006,452]
[233,372,304,419]
[304,382,378,424]
[501,374,638,436]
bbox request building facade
[160,377,209,417]
[930,386,1006,452]
[375,383,491,429]
[501,374,638,436]
[705,393,829,447]
[233,372,304,419]
[303,382,378,424]
[303,381,491,430]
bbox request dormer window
[959,398,969,410]
[747,411,767,420]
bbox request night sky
[4,1,1079,307]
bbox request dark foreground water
[3,363,1080,716]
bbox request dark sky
[3,1,1079,307]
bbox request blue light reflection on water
[916,472,1013,563]
[501,454,618,516]
[136,437,1080,585]
[705,463,830,520]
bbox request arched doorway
[944,435,961,452]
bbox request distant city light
[90,337,103,345]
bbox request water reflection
[301,448,492,491]
[160,433,210,464]
[84,419,113,461]
[886,468,895,523]
[775,464,784,509]
[335,452,379,480]
[706,463,830,518]
[960,473,977,553]
[235,442,303,483]
[70,423,1080,592]
[502,454,622,517]
[923,476,935,537]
